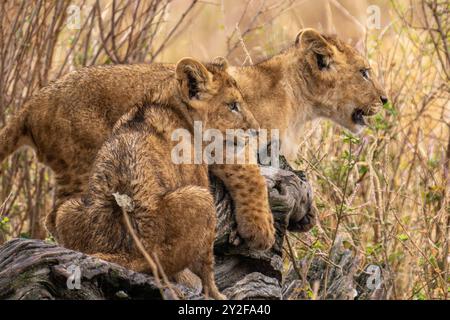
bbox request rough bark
[0,238,200,300]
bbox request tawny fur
[0,29,386,250]
[55,58,260,300]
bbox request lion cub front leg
[210,163,275,251]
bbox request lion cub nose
[380,95,388,105]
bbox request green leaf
[342,131,361,144]
[358,165,369,176]
[383,102,397,117]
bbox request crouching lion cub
[54,57,262,300]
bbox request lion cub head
[291,29,388,133]
[175,57,259,134]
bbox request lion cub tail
[0,108,30,163]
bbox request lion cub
[54,57,259,300]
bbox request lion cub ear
[176,57,211,100]
[212,56,229,71]
[295,28,334,70]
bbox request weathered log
[0,238,201,300]
[0,165,315,299]
[281,236,387,300]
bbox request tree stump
[0,164,317,300]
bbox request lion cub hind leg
[54,198,87,250]
[91,252,148,273]
[163,185,225,300]
[190,249,226,300]
[172,269,202,293]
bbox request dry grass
[287,0,449,299]
[0,0,448,299]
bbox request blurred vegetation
[0,0,448,299]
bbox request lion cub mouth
[351,109,367,126]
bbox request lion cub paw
[214,292,227,300]
[237,210,275,251]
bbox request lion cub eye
[228,101,240,113]
[360,68,370,80]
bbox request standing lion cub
[54,57,261,300]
